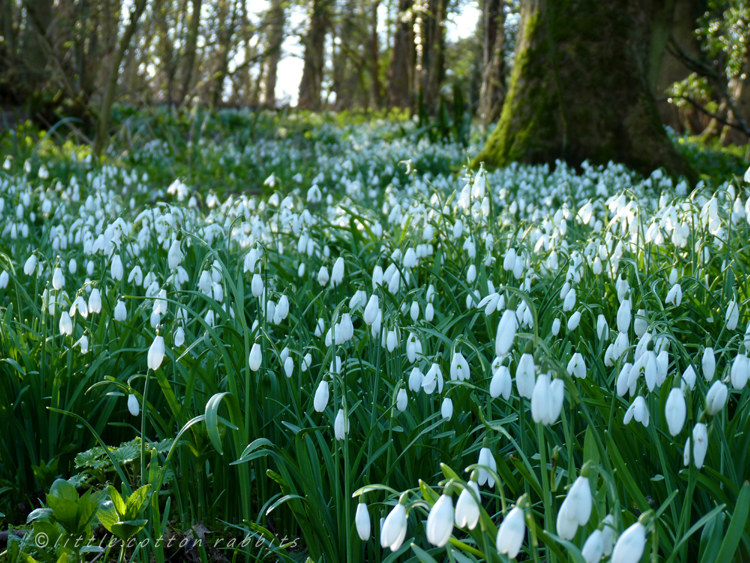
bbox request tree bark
[93,0,150,157]
[474,0,696,182]
[479,0,505,125]
[263,0,285,107]
[298,0,330,110]
[654,0,702,133]
[387,0,413,109]
[179,0,202,107]
[368,0,383,109]
[211,0,239,109]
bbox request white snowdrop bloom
[477,447,497,488]
[68,259,77,274]
[127,394,140,417]
[129,266,144,286]
[59,311,73,335]
[490,364,512,400]
[174,326,185,347]
[563,287,576,311]
[731,352,750,389]
[597,314,609,340]
[425,302,435,322]
[557,476,592,539]
[52,266,65,290]
[496,505,525,559]
[624,396,649,427]
[454,481,480,530]
[441,397,453,420]
[693,422,708,468]
[706,381,728,415]
[466,264,477,284]
[634,308,647,337]
[396,389,408,412]
[314,380,330,412]
[551,317,561,336]
[422,363,443,395]
[88,288,102,314]
[450,352,470,381]
[355,503,371,541]
[582,530,604,563]
[531,374,564,426]
[0,270,8,289]
[516,353,535,399]
[408,367,424,392]
[380,503,407,552]
[665,388,687,436]
[496,309,517,356]
[410,301,419,322]
[386,330,398,352]
[334,409,349,440]
[616,363,634,397]
[665,283,682,306]
[566,352,586,379]
[426,493,454,547]
[111,255,124,281]
[611,522,646,563]
[114,300,127,321]
[148,335,165,371]
[167,239,183,270]
[567,311,581,331]
[249,342,262,371]
[726,299,740,330]
[317,266,330,286]
[702,347,716,381]
[617,298,632,333]
[331,257,345,287]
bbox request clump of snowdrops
[2,138,750,563]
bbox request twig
[658,95,750,137]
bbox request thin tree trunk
[211,0,239,109]
[179,0,202,107]
[479,0,504,125]
[298,0,330,110]
[387,0,412,108]
[474,0,696,182]
[369,0,383,109]
[263,0,284,107]
[93,0,149,157]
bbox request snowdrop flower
[355,502,371,541]
[516,353,535,399]
[396,389,408,412]
[59,311,73,335]
[551,317,561,336]
[402,366,421,392]
[386,330,398,352]
[726,299,739,330]
[167,240,183,269]
[582,530,604,563]
[477,447,497,488]
[557,475,592,539]
[114,300,127,321]
[531,374,564,425]
[364,294,379,325]
[617,298,632,333]
[331,257,345,287]
[692,422,708,468]
[611,521,646,563]
[616,363,634,397]
[422,363,443,395]
[450,352,470,381]
[148,335,165,370]
[52,266,65,290]
[702,347,716,381]
[380,503,407,551]
[597,314,609,340]
[334,408,349,440]
[454,481,480,530]
[88,288,102,314]
[665,283,682,306]
[318,266,329,286]
[314,380,330,412]
[706,381,728,416]
[249,342,262,371]
[624,396,649,427]
[441,397,453,420]
[129,266,144,286]
[563,287,576,311]
[665,388,686,436]
[496,309,517,356]
[496,503,525,559]
[127,394,140,417]
[490,362,512,400]
[111,255,124,281]
[410,301,419,321]
[251,273,263,297]
[340,313,354,342]
[425,302,435,322]
[566,352,586,379]
[634,309,648,337]
[0,270,8,289]
[174,326,185,347]
[24,255,37,276]
[567,311,581,331]
[731,352,750,389]
[426,494,454,547]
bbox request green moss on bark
[473,0,697,183]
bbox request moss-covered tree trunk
[474,0,695,181]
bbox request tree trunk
[654,0,701,133]
[369,0,383,109]
[263,0,284,107]
[93,0,150,157]
[474,0,695,182]
[479,0,505,125]
[211,0,239,109]
[21,0,53,89]
[387,0,413,109]
[298,0,330,110]
[179,0,202,107]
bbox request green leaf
[410,543,440,563]
[714,481,750,563]
[205,392,241,456]
[108,485,126,516]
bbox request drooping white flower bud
[148,335,165,371]
[496,505,525,559]
[314,380,330,412]
[355,502,371,541]
[127,394,140,417]
[706,381,728,416]
[611,521,646,563]
[426,494,454,547]
[665,388,686,436]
